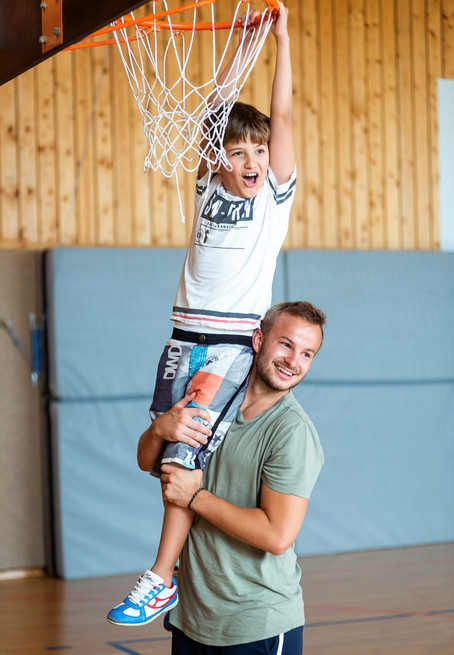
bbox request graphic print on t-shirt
[196,188,255,249]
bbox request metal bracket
[40,0,63,53]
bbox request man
[137,301,326,654]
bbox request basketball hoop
[69,1,279,221]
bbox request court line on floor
[307,608,454,628]
[104,610,454,653]
[301,556,454,576]
[106,637,170,654]
[307,604,454,619]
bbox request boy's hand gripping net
[113,2,277,179]
[69,1,279,220]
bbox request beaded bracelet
[187,486,205,511]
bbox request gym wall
[0,251,46,570]
[44,248,454,578]
[1,0,453,251]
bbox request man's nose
[283,351,298,369]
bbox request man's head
[253,302,326,393]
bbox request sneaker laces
[128,570,164,606]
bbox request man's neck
[240,373,289,421]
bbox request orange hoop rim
[67,0,280,50]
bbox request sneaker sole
[106,595,178,627]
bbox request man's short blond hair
[261,301,327,345]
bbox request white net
[112,1,276,183]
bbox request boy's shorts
[150,329,253,475]
[171,625,304,654]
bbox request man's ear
[252,328,263,354]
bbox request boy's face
[219,137,269,199]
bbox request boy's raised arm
[198,9,270,178]
[269,3,295,185]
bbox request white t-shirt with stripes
[171,166,297,333]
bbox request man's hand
[161,465,203,508]
[152,392,212,448]
[137,392,212,472]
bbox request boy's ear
[208,150,222,173]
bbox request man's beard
[255,352,303,392]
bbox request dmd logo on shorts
[164,344,182,379]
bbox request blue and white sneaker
[107,570,178,626]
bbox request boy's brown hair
[223,102,271,146]
[206,102,271,153]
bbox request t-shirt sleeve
[267,164,297,200]
[261,411,324,499]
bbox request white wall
[438,79,454,252]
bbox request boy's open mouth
[243,173,258,187]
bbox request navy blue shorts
[171,625,303,654]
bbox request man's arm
[161,464,308,555]
[137,392,212,471]
[268,3,295,185]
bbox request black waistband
[171,327,253,347]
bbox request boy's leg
[162,343,253,469]
[107,464,194,627]
[151,465,195,587]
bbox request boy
[107,1,294,627]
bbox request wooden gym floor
[0,543,452,655]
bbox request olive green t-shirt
[169,391,324,646]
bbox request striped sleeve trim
[268,176,297,205]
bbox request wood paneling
[0,0,452,250]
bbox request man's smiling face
[253,313,323,393]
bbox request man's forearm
[189,489,287,555]
[162,465,309,556]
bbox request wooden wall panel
[319,0,338,248]
[36,58,58,246]
[381,0,400,248]
[443,1,454,77]
[17,69,39,245]
[427,0,441,249]
[301,0,322,248]
[0,79,19,243]
[366,0,385,248]
[73,48,96,245]
[0,0,453,250]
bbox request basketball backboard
[0,0,149,85]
